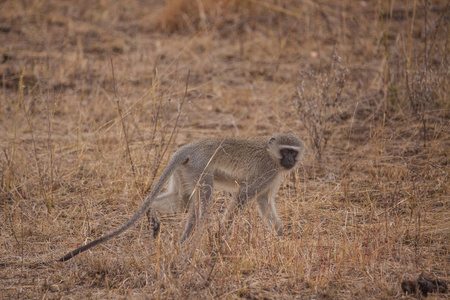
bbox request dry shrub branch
[294,47,349,163]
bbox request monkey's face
[279,148,298,169]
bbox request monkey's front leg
[256,192,283,236]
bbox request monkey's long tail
[59,153,187,262]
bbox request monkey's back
[180,137,278,190]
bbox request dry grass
[0,0,449,299]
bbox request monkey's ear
[269,137,276,144]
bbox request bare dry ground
[0,0,449,299]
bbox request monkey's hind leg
[180,174,214,242]
[147,176,183,238]
[146,208,160,238]
[220,187,251,239]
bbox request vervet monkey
[60,133,304,261]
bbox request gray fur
[59,133,304,261]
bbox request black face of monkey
[279,148,298,169]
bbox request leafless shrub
[293,48,349,162]
[404,0,449,147]
[405,68,444,147]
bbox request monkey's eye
[281,149,289,156]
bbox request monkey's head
[267,133,304,170]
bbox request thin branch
[110,58,136,175]
[145,70,190,195]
